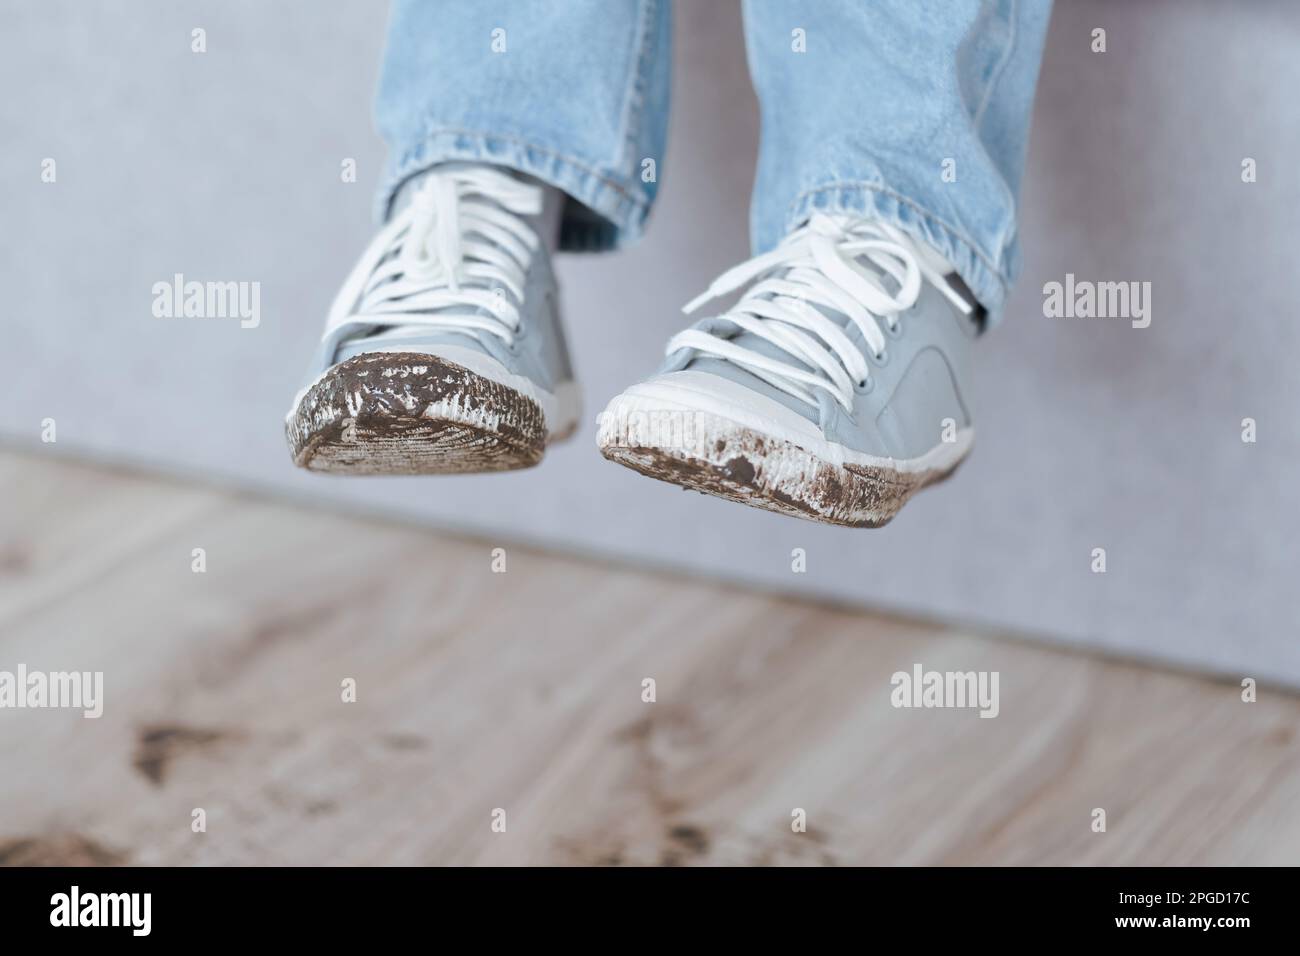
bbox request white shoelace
[323,166,543,349]
[669,214,973,411]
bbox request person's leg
[375,0,672,250]
[288,1,671,475]
[743,0,1051,320]
[598,2,1053,526]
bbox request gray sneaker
[597,215,978,527]
[287,165,580,474]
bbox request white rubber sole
[596,371,972,527]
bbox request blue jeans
[375,0,1052,319]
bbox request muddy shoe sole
[597,406,968,528]
[287,351,555,475]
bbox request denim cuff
[785,181,1019,324]
[375,128,653,253]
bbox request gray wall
[3,1,1297,685]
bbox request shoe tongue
[391,161,492,212]
[681,260,890,417]
[360,165,541,348]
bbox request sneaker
[596,214,978,527]
[286,165,580,474]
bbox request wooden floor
[1,447,1297,866]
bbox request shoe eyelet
[854,377,874,395]
[870,348,890,368]
[884,319,904,340]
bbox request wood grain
[0,448,1296,866]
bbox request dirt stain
[133,724,229,786]
[0,546,31,575]
[0,833,127,867]
[659,823,712,866]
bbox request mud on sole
[597,410,967,528]
[287,351,551,475]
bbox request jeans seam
[786,180,1010,295]
[972,0,1018,132]
[613,0,658,173]
[385,126,650,214]
[970,0,1022,258]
